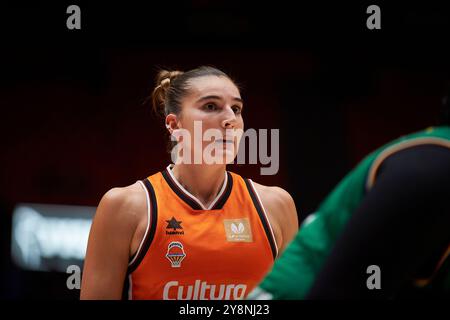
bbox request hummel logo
[166,217,184,235]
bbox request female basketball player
[80,66,298,300]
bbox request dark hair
[151,66,235,118]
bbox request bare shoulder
[100,182,145,210]
[96,182,146,230]
[251,182,291,201]
[251,181,299,252]
[252,182,297,217]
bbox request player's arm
[256,184,299,253]
[269,187,299,253]
[80,188,139,299]
[306,144,450,299]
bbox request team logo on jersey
[166,241,186,268]
[223,218,252,242]
[166,216,184,235]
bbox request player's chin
[213,149,236,165]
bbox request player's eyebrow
[196,95,243,104]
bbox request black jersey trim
[211,172,233,210]
[127,178,158,274]
[244,179,278,260]
[161,168,233,210]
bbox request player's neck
[171,164,226,208]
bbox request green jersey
[249,126,450,299]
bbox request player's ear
[165,114,180,133]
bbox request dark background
[1,1,449,299]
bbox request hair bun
[151,70,183,117]
[160,78,170,87]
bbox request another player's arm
[306,145,450,299]
[80,188,140,300]
[254,183,299,253]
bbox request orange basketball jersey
[123,164,278,300]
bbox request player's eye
[204,103,218,111]
[232,105,242,114]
